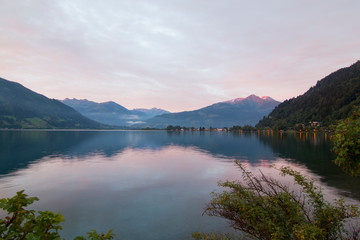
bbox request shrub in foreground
[194,161,359,240]
[332,107,360,176]
[0,190,115,240]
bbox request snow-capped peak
[225,95,277,104]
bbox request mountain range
[2,60,358,129]
[61,96,279,128]
[61,98,170,127]
[0,77,101,129]
[257,60,360,128]
[0,75,279,129]
[136,95,280,128]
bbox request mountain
[256,60,360,128]
[0,77,101,129]
[61,98,170,126]
[138,95,280,128]
[133,108,170,118]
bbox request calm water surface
[0,130,360,239]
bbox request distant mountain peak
[62,98,94,104]
[261,96,276,101]
[102,101,121,106]
[246,94,262,101]
[225,97,245,103]
[224,94,277,104]
[61,99,170,126]
[140,94,280,128]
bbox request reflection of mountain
[0,131,98,174]
[258,132,335,173]
[2,130,360,200]
[0,131,275,175]
[257,133,360,199]
[67,131,275,161]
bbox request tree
[332,107,360,176]
[242,125,255,132]
[230,126,242,132]
[294,123,305,132]
[166,125,174,130]
[194,161,359,240]
[273,119,288,131]
[0,191,115,240]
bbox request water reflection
[0,144,240,239]
[257,132,360,199]
[1,131,360,197]
[0,130,276,175]
[1,130,360,239]
[0,130,98,174]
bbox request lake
[0,130,359,239]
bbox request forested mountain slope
[257,61,360,128]
[0,77,101,129]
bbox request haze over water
[0,130,359,239]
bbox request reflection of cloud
[0,145,242,238]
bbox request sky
[0,0,359,112]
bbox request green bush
[332,107,360,176]
[0,190,115,240]
[196,161,359,240]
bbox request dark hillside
[257,61,360,128]
[0,77,101,129]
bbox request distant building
[310,121,321,127]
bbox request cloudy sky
[0,0,359,112]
